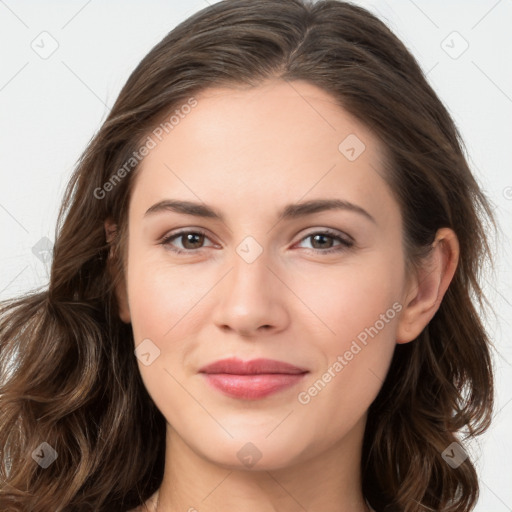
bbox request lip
[199,357,309,400]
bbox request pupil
[313,234,332,249]
[183,233,203,249]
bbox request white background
[0,0,511,509]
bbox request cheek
[126,252,209,342]
[289,255,403,349]
[126,258,205,419]
[291,251,403,411]
[294,275,400,444]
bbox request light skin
[105,79,459,511]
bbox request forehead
[130,79,394,221]
[153,79,382,163]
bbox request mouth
[198,357,309,400]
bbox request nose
[211,248,289,338]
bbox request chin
[190,432,310,471]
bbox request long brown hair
[0,1,495,510]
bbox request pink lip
[199,357,309,400]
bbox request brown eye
[160,230,215,254]
[180,232,205,249]
[297,230,354,255]
[310,233,335,249]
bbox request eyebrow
[144,198,376,224]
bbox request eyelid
[292,228,354,254]
[298,227,354,244]
[160,227,215,249]
[160,226,355,256]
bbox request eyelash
[160,228,354,255]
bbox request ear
[104,217,131,324]
[396,228,459,344]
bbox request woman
[0,0,495,511]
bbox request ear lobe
[396,228,459,344]
[104,218,131,324]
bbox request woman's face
[119,79,412,470]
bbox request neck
[154,416,369,512]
